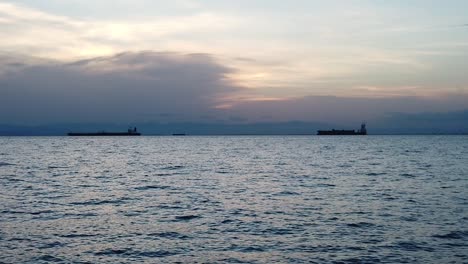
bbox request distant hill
[0,121,329,136]
[1,110,467,136]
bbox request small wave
[322,145,335,150]
[274,191,300,196]
[316,183,336,187]
[264,210,286,215]
[59,233,98,238]
[47,166,69,169]
[229,245,266,253]
[70,199,127,206]
[241,246,266,252]
[335,256,381,263]
[0,162,14,167]
[8,237,32,242]
[218,257,251,263]
[174,215,201,221]
[137,250,177,258]
[95,248,129,256]
[400,173,416,178]
[366,172,387,176]
[394,241,433,252]
[349,211,370,215]
[36,255,64,262]
[38,241,65,249]
[157,204,185,210]
[1,210,25,214]
[361,238,384,244]
[404,149,423,153]
[161,165,184,170]
[263,227,295,235]
[155,173,175,176]
[441,242,467,248]
[400,216,418,222]
[221,219,235,224]
[7,178,24,182]
[76,184,97,188]
[433,231,468,240]
[147,231,189,240]
[95,248,177,258]
[45,195,69,200]
[30,210,55,215]
[382,195,397,201]
[135,185,171,190]
[346,222,375,228]
[63,212,98,218]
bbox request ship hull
[317,130,366,135]
[67,132,141,136]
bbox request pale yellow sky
[1,1,468,101]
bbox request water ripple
[0,135,467,263]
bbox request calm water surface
[0,136,467,263]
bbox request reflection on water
[0,136,467,263]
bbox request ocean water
[0,136,467,263]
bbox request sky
[0,0,467,133]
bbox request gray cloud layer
[0,52,236,124]
[1,51,467,132]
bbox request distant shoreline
[1,133,467,137]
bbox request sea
[0,136,467,263]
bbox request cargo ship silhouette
[317,123,367,135]
[68,127,141,136]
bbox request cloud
[2,1,468,104]
[0,2,242,59]
[224,94,468,125]
[1,51,467,126]
[2,0,460,97]
[0,51,239,124]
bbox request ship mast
[360,123,367,134]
